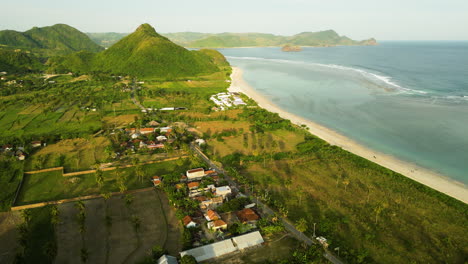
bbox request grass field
[25,137,111,171]
[239,155,468,263]
[17,158,192,205]
[55,190,181,264]
[206,129,305,157]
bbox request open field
[205,128,304,157]
[239,155,468,263]
[55,190,181,264]
[102,114,139,127]
[25,137,111,171]
[17,158,192,205]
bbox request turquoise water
[219,42,468,185]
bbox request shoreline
[228,66,468,204]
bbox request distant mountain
[0,24,103,55]
[51,24,226,78]
[86,32,129,48]
[187,30,377,48]
[88,30,377,48]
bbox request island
[281,45,302,52]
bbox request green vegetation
[51,24,226,78]
[0,156,24,211]
[0,48,44,73]
[205,113,468,263]
[16,158,192,205]
[0,24,103,56]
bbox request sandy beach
[228,66,468,204]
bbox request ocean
[219,42,468,185]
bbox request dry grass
[28,137,111,171]
[180,109,242,119]
[194,120,251,134]
[102,114,139,127]
[208,129,304,157]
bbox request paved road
[190,143,344,264]
[130,79,146,111]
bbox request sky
[1,0,468,40]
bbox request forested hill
[0,24,104,55]
[49,24,228,78]
[88,30,377,48]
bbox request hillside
[0,48,44,73]
[88,30,377,48]
[0,24,103,55]
[52,24,226,78]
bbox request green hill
[51,24,225,78]
[0,24,103,55]
[0,48,44,73]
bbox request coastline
[228,66,468,204]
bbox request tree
[80,247,89,263]
[50,205,60,226]
[296,218,308,233]
[180,255,198,264]
[95,168,104,187]
[151,245,166,260]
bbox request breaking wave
[226,56,430,95]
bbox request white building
[232,231,264,250]
[180,239,237,262]
[186,168,205,180]
[215,186,232,197]
[157,255,178,264]
[179,231,264,262]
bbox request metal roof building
[180,231,264,262]
[180,239,237,262]
[232,231,264,250]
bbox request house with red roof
[183,215,197,228]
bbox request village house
[187,181,200,190]
[183,215,197,228]
[147,141,164,149]
[156,135,167,141]
[31,141,42,148]
[152,176,161,186]
[126,128,137,134]
[2,145,13,152]
[131,132,141,139]
[17,153,26,161]
[147,120,160,127]
[175,183,186,190]
[157,254,178,264]
[215,186,232,198]
[207,219,228,231]
[236,208,260,224]
[159,127,172,133]
[210,196,224,208]
[140,127,154,135]
[186,168,205,180]
[205,210,220,221]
